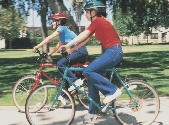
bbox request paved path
[0,97,169,125]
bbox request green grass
[0,44,169,106]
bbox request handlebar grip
[61,47,66,53]
[34,47,40,53]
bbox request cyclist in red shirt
[59,0,123,120]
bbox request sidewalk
[0,97,168,125]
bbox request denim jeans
[83,45,123,114]
[57,45,88,84]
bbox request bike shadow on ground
[73,104,120,125]
[75,104,88,111]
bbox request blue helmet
[84,0,106,13]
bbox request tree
[0,5,26,48]
[72,0,84,32]
[112,0,169,42]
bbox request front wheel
[25,84,75,125]
[113,80,160,125]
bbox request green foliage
[12,38,32,49]
[72,0,84,11]
[86,36,101,46]
[113,0,169,37]
[0,5,26,41]
[26,28,42,38]
[5,37,45,49]
[113,8,142,37]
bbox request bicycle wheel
[12,75,45,112]
[113,80,160,125]
[76,80,89,109]
[25,84,75,125]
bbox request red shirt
[87,17,120,50]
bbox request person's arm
[34,30,60,50]
[48,41,63,56]
[59,30,91,51]
[68,37,90,54]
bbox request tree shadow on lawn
[0,49,27,52]
[0,50,169,98]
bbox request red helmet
[51,13,68,19]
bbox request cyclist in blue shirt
[33,12,88,104]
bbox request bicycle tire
[12,75,46,112]
[113,80,160,125]
[25,84,75,125]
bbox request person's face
[85,10,96,21]
[52,19,60,29]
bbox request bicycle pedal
[96,109,106,116]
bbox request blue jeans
[57,45,88,83]
[83,45,123,114]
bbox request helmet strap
[89,10,96,22]
[56,24,61,28]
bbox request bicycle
[25,49,160,125]
[12,50,89,113]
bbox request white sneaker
[58,95,66,105]
[103,88,122,104]
[68,79,84,91]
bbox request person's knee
[57,58,67,68]
[57,61,62,68]
[83,68,91,77]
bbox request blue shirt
[57,26,77,44]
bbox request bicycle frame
[29,62,89,94]
[29,63,59,93]
[51,65,139,112]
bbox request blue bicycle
[25,50,160,125]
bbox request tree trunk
[47,0,79,34]
[40,0,53,63]
[41,0,48,53]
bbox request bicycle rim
[12,75,45,112]
[25,84,75,125]
[113,80,160,125]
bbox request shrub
[86,36,100,46]
[12,38,32,49]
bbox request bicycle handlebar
[61,47,71,66]
[34,47,69,64]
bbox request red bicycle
[12,50,89,112]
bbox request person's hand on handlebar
[48,52,52,56]
[58,45,68,53]
[33,46,39,53]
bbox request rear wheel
[25,84,75,125]
[12,75,46,112]
[113,80,160,125]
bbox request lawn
[0,44,169,106]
